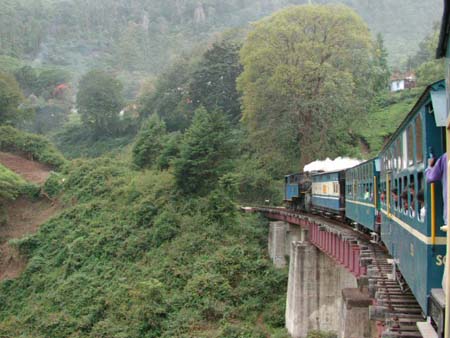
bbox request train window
[402,132,408,169]
[415,115,423,163]
[395,139,401,171]
[407,126,414,166]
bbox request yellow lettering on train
[323,184,327,194]
[436,255,446,266]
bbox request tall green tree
[0,72,26,125]
[410,23,445,87]
[174,106,233,195]
[189,41,243,123]
[237,4,374,168]
[77,70,124,136]
[371,33,391,93]
[132,115,167,169]
[139,58,195,132]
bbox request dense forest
[0,0,442,76]
[0,1,446,337]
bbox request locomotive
[284,79,447,316]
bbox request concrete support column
[286,241,320,338]
[339,288,372,338]
[286,241,358,338]
[285,223,303,257]
[268,221,287,268]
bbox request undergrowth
[0,126,66,168]
[0,157,288,337]
[0,164,39,202]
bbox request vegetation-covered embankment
[0,157,288,337]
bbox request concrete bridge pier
[340,288,373,338]
[285,241,359,338]
[268,221,305,268]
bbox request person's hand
[428,157,436,168]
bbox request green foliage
[132,115,167,168]
[371,33,391,92]
[0,156,288,337]
[52,121,135,159]
[0,126,66,168]
[14,65,38,96]
[307,331,337,338]
[238,4,374,168]
[416,60,445,87]
[157,132,182,170]
[139,57,196,131]
[42,172,65,198]
[0,164,27,201]
[174,107,234,195]
[0,55,24,74]
[189,41,243,123]
[77,70,124,136]
[355,90,420,155]
[218,323,266,338]
[0,0,441,77]
[0,72,27,125]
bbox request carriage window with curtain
[415,115,423,163]
[407,126,414,166]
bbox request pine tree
[132,115,167,169]
[174,107,233,195]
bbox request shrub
[0,126,66,168]
[42,172,65,198]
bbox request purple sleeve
[426,157,444,182]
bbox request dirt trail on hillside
[0,151,51,184]
[0,152,60,281]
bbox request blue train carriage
[311,170,345,217]
[379,80,447,313]
[345,158,381,233]
[284,172,311,211]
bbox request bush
[0,125,66,168]
[307,331,338,338]
[42,172,65,198]
[0,163,39,202]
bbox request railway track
[244,206,427,338]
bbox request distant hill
[0,0,443,76]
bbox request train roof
[437,0,450,58]
[380,79,446,154]
[345,157,380,170]
[311,169,345,176]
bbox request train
[284,79,447,316]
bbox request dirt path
[0,152,60,280]
[0,151,51,185]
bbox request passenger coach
[379,80,447,312]
[311,170,345,217]
[345,158,380,232]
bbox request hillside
[0,0,442,80]
[0,158,287,337]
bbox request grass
[356,89,420,156]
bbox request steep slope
[0,158,287,337]
[0,152,59,281]
[0,152,51,185]
[0,0,442,76]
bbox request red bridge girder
[262,209,367,278]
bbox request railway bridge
[245,207,434,338]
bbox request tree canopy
[189,41,243,123]
[77,70,124,136]
[238,4,375,169]
[0,72,26,125]
[132,115,167,169]
[174,106,233,195]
